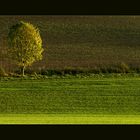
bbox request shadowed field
[1,16,140,72]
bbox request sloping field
[1,16,140,72]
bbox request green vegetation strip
[0,114,140,124]
[0,75,140,124]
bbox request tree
[8,21,44,76]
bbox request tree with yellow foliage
[8,21,43,76]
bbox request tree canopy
[8,21,44,76]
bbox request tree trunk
[21,66,25,77]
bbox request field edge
[0,114,139,124]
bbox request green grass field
[0,75,140,124]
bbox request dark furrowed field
[0,76,140,115]
[1,16,140,72]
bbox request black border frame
[0,0,140,138]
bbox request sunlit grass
[0,114,140,124]
[0,75,140,123]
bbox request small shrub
[119,62,130,73]
[8,73,21,77]
[25,68,35,75]
[90,67,101,74]
[0,67,7,77]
